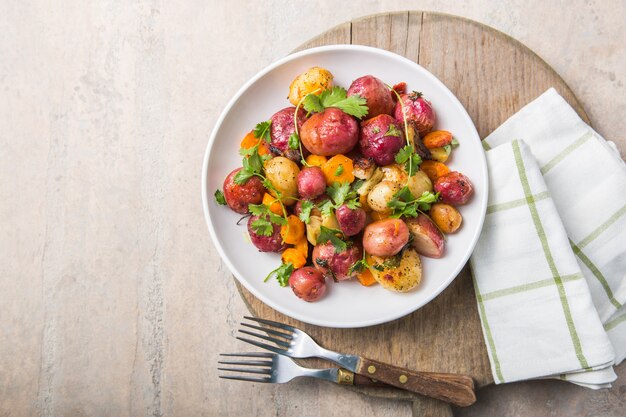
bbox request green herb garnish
[214,189,227,205]
[303,87,369,119]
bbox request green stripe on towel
[540,131,593,175]
[487,191,550,214]
[570,239,623,310]
[577,204,626,250]
[512,140,590,370]
[604,314,626,331]
[479,273,583,301]
[472,275,505,383]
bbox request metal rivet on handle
[399,375,408,384]
[367,365,376,374]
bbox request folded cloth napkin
[483,88,626,367]
[470,139,616,388]
[470,89,626,388]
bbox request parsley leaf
[248,204,287,226]
[302,87,369,119]
[381,254,402,269]
[349,251,370,274]
[298,200,314,224]
[288,133,299,150]
[214,189,227,205]
[394,144,422,176]
[334,164,344,176]
[384,124,402,137]
[317,199,334,217]
[264,262,294,287]
[234,145,266,185]
[253,120,272,143]
[317,226,347,253]
[251,217,273,236]
[388,186,439,218]
[451,137,459,147]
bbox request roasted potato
[359,114,404,166]
[335,204,366,236]
[347,75,395,118]
[351,155,376,180]
[306,215,322,245]
[362,218,410,257]
[429,203,462,233]
[222,167,265,214]
[247,215,286,252]
[289,267,326,302]
[288,67,333,106]
[300,108,359,156]
[368,247,422,292]
[405,214,445,258]
[264,156,300,205]
[367,180,400,213]
[297,166,326,199]
[434,171,474,205]
[269,107,308,161]
[408,170,433,197]
[312,242,361,281]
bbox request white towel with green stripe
[473,88,626,387]
[471,139,616,388]
[483,88,626,367]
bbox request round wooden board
[235,11,590,416]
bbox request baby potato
[264,156,300,205]
[367,180,400,213]
[306,215,322,245]
[288,66,333,106]
[408,170,433,197]
[381,164,408,184]
[363,218,410,257]
[368,247,422,292]
[429,203,463,233]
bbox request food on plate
[347,75,395,118]
[214,66,474,301]
[359,114,404,165]
[434,171,474,205]
[363,218,410,257]
[394,91,436,136]
[405,214,445,258]
[264,156,300,206]
[430,203,462,233]
[335,204,366,236]
[289,266,327,302]
[297,166,326,199]
[288,66,334,106]
[300,108,359,156]
[312,241,361,281]
[247,214,286,252]
[269,107,308,162]
[367,247,422,292]
[223,168,265,214]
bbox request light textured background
[0,1,624,416]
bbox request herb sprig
[264,263,294,287]
[303,87,369,119]
[317,225,347,253]
[387,186,439,218]
[318,182,361,217]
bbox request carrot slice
[305,154,328,168]
[420,160,450,183]
[294,236,309,257]
[357,268,377,286]
[322,154,354,185]
[262,193,283,215]
[281,248,306,269]
[423,130,453,149]
[240,131,270,156]
[370,211,390,221]
[280,215,305,245]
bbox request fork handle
[355,357,476,407]
[353,371,474,390]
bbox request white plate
[202,45,488,328]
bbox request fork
[218,352,389,387]
[236,316,476,407]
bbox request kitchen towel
[471,88,625,387]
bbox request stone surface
[0,1,623,416]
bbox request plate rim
[201,44,488,328]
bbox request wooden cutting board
[235,11,590,417]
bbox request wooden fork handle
[353,370,474,390]
[355,357,476,407]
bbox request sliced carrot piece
[322,154,354,185]
[262,193,283,215]
[423,130,453,149]
[305,154,328,168]
[281,248,306,269]
[357,268,377,287]
[370,211,390,221]
[420,160,450,183]
[294,236,309,257]
[280,215,305,245]
[240,130,270,156]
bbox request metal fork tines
[218,352,338,384]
